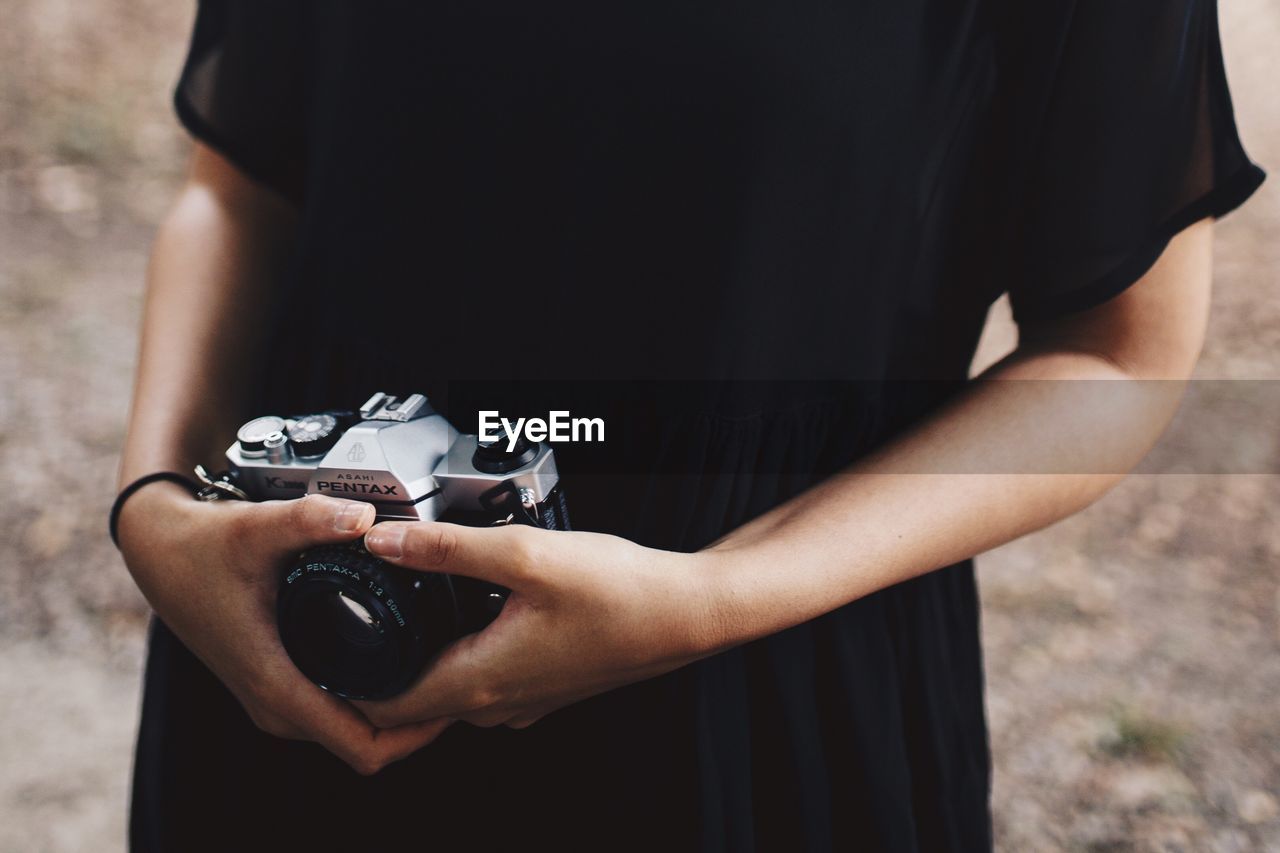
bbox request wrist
[115,478,200,554]
[681,546,758,658]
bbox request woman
[115,0,1263,849]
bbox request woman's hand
[353,521,724,731]
[117,484,450,774]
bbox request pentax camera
[223,392,570,700]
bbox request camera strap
[193,464,250,502]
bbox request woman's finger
[505,713,545,730]
[363,520,544,588]
[281,678,450,774]
[230,494,376,558]
[352,630,495,727]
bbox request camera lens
[333,593,381,644]
[277,545,460,700]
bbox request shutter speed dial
[287,414,340,457]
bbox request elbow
[1019,219,1215,381]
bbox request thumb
[240,494,376,556]
[362,520,541,589]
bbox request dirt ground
[0,1,1276,851]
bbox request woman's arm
[354,220,1212,731]
[118,144,443,774]
[699,219,1212,647]
[118,143,296,484]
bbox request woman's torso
[133,2,1035,849]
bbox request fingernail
[365,524,406,558]
[334,502,373,533]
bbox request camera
[225,392,570,700]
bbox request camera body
[227,392,570,699]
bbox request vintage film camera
[222,392,570,700]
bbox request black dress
[132,1,1263,850]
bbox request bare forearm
[701,222,1212,651]
[119,147,296,485]
[703,352,1182,644]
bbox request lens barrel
[277,545,463,700]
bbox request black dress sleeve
[174,1,308,201]
[1006,0,1265,323]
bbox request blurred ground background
[0,0,1276,850]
